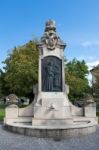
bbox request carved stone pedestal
[32,20,72,126]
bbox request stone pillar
[4,104,18,124]
[84,103,96,117]
[32,20,72,126]
[83,94,96,118]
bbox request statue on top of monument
[41,19,66,50]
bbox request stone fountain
[4,20,97,138]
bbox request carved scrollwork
[40,19,66,50]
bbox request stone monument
[4,20,97,138]
[32,20,72,126]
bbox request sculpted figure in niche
[54,64,61,90]
[42,56,62,92]
[45,61,54,91]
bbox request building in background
[90,65,99,97]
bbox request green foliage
[65,58,89,101]
[0,70,3,97]
[0,109,5,121]
[0,70,7,97]
[2,40,39,96]
[65,58,88,78]
[0,104,5,121]
[0,40,90,101]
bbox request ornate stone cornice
[38,20,66,50]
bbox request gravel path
[0,124,99,150]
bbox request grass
[0,104,6,122]
[0,109,5,121]
[96,111,99,117]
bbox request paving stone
[0,124,99,150]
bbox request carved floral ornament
[39,19,66,50]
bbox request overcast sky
[0,0,99,72]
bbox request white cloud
[81,40,99,47]
[86,60,99,86]
[87,56,95,61]
[77,56,95,62]
[87,73,92,86]
[87,60,99,70]
[77,56,86,60]
[82,41,92,47]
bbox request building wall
[91,66,99,96]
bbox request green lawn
[0,109,5,121]
[0,104,6,121]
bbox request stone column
[32,20,72,126]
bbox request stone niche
[42,56,62,92]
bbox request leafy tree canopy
[2,40,38,96]
[65,58,89,101]
[0,43,90,101]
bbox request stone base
[33,106,71,119]
[4,124,96,139]
[33,92,72,124]
[4,119,97,138]
[32,118,73,126]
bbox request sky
[0,0,99,76]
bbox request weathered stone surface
[84,103,96,117]
[5,105,18,119]
[4,123,96,138]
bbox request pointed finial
[45,19,56,32]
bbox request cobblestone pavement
[0,124,99,150]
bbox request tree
[0,71,3,98]
[65,58,89,101]
[0,69,7,98]
[2,40,39,96]
[0,40,90,101]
